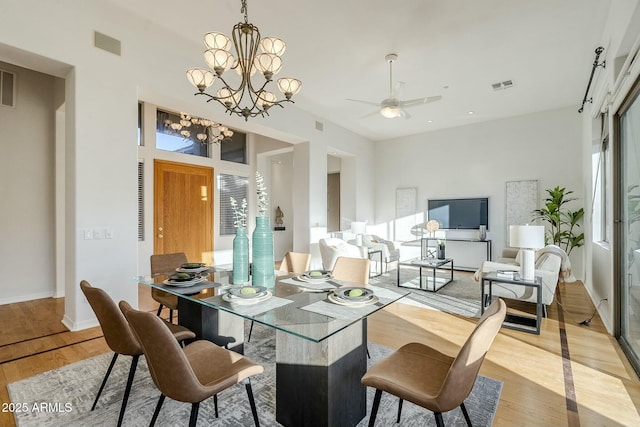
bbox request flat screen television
[427,197,488,230]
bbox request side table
[397,258,453,292]
[481,272,543,334]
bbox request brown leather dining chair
[331,256,371,284]
[80,280,195,427]
[361,298,507,427]
[122,303,264,427]
[150,252,189,323]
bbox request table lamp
[351,221,366,246]
[509,224,545,281]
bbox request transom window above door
[156,109,209,158]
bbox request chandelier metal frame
[186,0,301,120]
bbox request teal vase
[232,227,249,285]
[252,216,275,288]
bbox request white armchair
[361,234,401,271]
[319,238,367,271]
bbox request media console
[421,237,492,271]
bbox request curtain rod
[578,47,606,113]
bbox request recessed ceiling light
[468,111,475,115]
[427,120,433,123]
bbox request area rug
[8,326,501,426]
[369,268,483,317]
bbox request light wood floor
[1,277,639,426]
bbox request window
[219,174,249,235]
[0,69,15,108]
[156,109,209,157]
[221,130,247,164]
[138,160,144,241]
[592,112,610,243]
[137,103,142,146]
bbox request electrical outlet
[83,229,93,240]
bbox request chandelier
[164,113,234,144]
[185,0,302,120]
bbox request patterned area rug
[370,268,483,317]
[8,325,502,426]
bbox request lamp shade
[351,221,366,235]
[509,225,545,249]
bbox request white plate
[176,266,210,273]
[327,293,379,307]
[333,287,374,302]
[222,290,272,305]
[301,270,332,280]
[162,276,206,287]
[227,285,268,299]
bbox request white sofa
[474,245,569,309]
[319,238,368,271]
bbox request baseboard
[0,291,54,305]
[62,315,99,332]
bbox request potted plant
[531,186,584,255]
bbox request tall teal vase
[232,227,250,285]
[252,216,275,288]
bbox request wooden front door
[154,160,213,264]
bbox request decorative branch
[256,172,269,216]
[230,196,247,228]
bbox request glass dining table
[139,268,408,427]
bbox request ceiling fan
[347,53,442,119]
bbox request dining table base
[275,320,367,427]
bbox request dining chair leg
[156,304,164,317]
[91,352,118,410]
[248,321,254,342]
[117,354,140,427]
[397,398,403,423]
[367,346,370,359]
[460,402,472,427]
[214,394,218,418]
[189,402,200,427]
[149,394,165,427]
[434,412,445,427]
[169,309,174,323]
[245,379,260,427]
[368,389,382,427]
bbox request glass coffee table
[397,258,454,292]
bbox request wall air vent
[491,79,515,91]
[94,31,122,56]
[0,70,16,107]
[315,120,324,131]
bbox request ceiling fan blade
[347,98,381,107]
[401,95,443,108]
[399,109,411,119]
[359,110,382,119]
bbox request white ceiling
[108,0,612,141]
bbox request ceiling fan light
[277,78,302,99]
[204,49,234,75]
[203,32,231,50]
[260,37,286,56]
[186,68,215,92]
[380,106,401,118]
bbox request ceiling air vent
[94,31,122,56]
[1,70,16,107]
[491,79,515,91]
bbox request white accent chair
[360,234,401,272]
[319,238,367,271]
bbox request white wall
[374,107,585,278]
[0,62,57,303]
